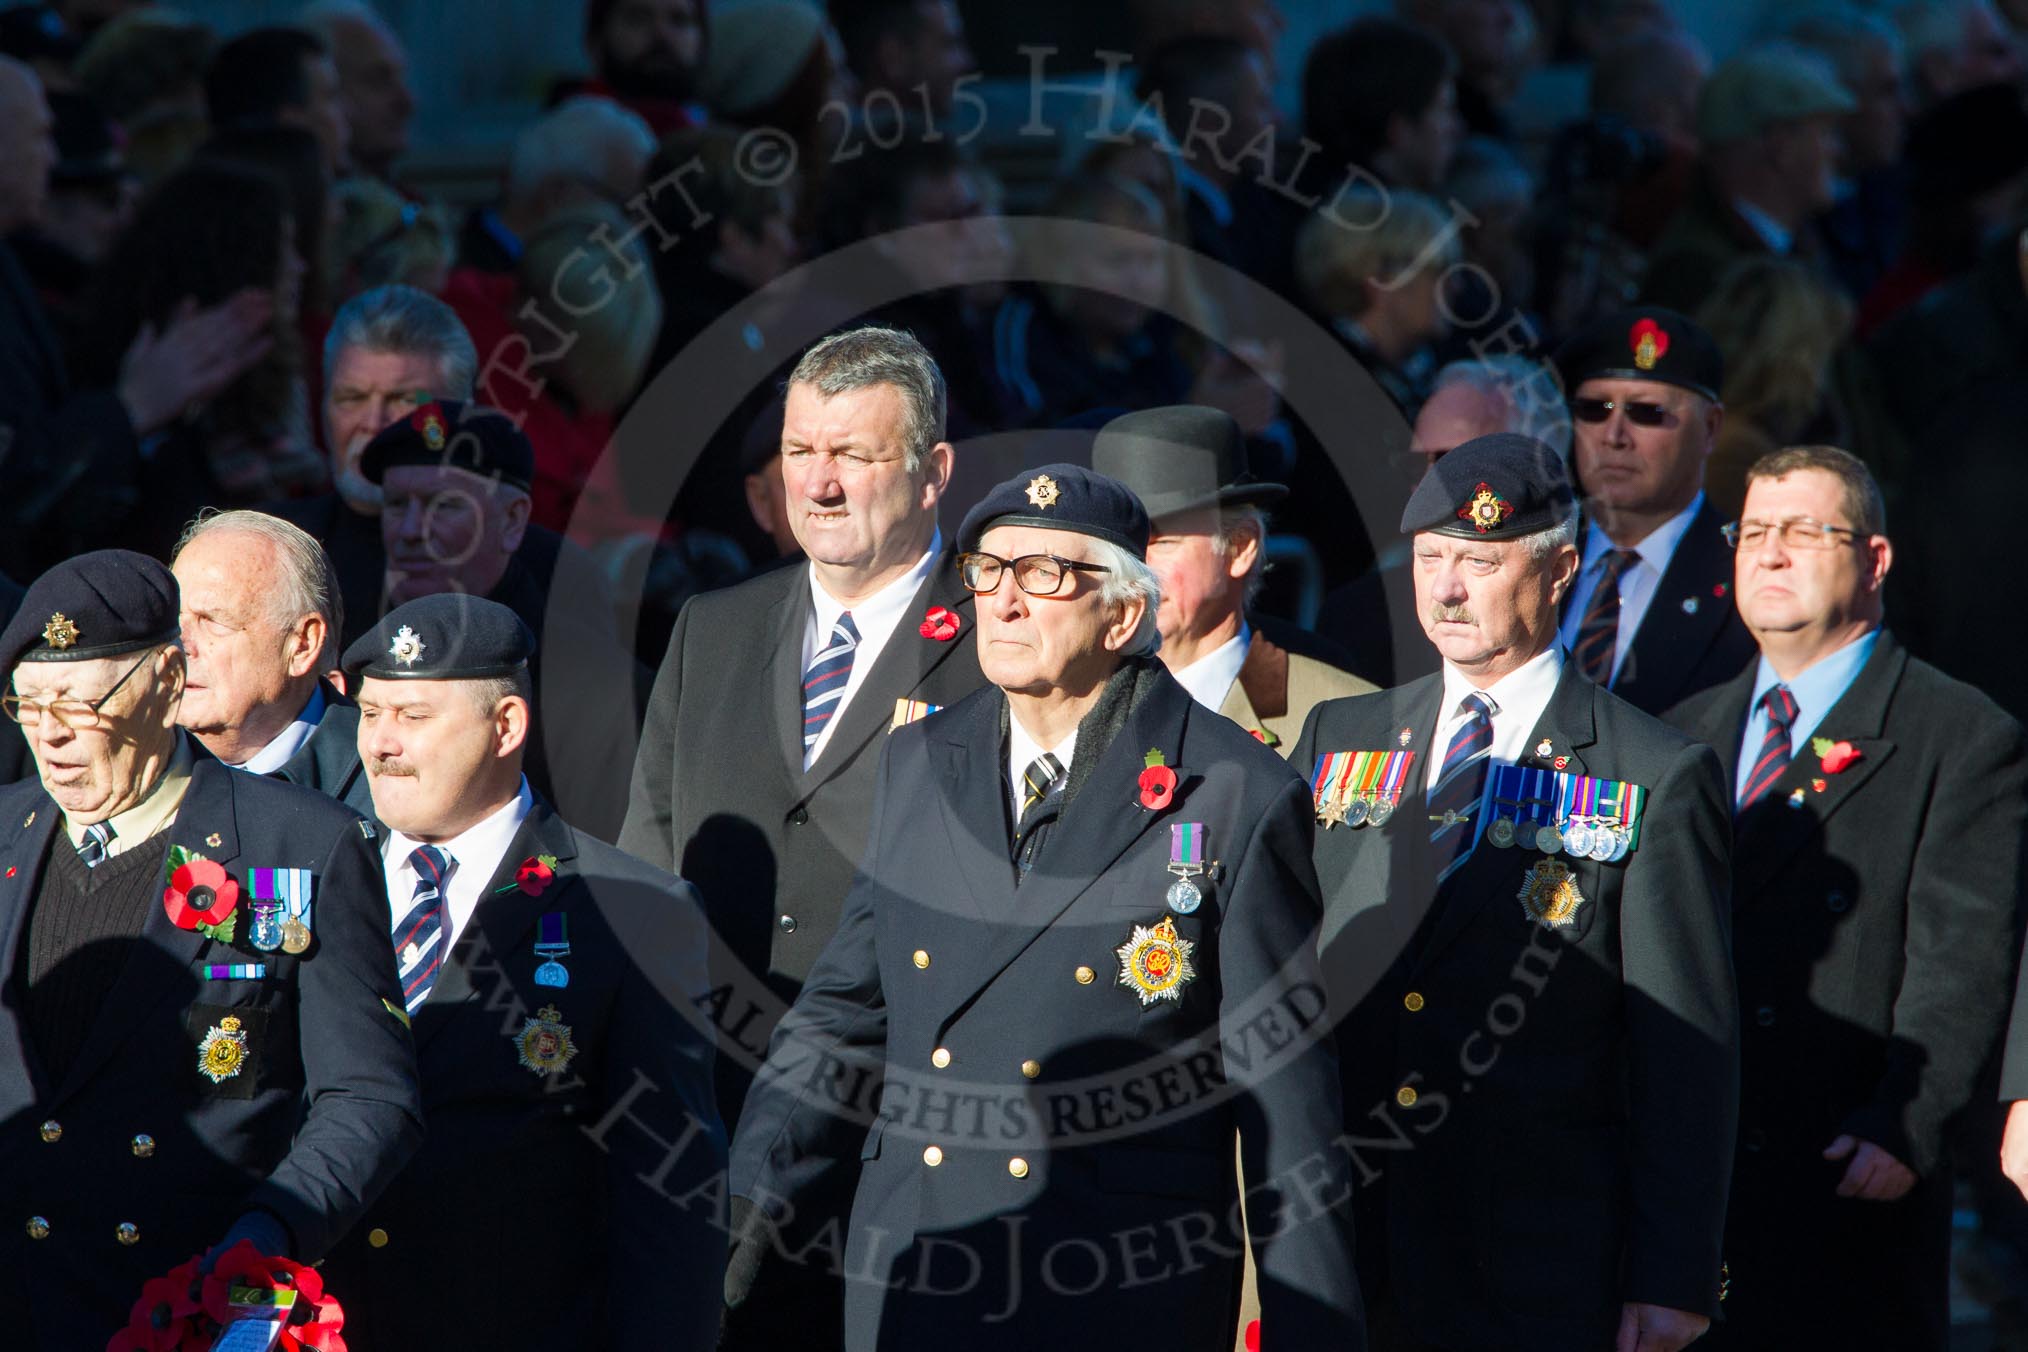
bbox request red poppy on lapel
[1138,748,1178,811]
[164,858,238,931]
[511,854,559,897]
[1553,755,1569,770]
[919,605,962,641]
[1815,739,1862,774]
[1712,583,1728,598]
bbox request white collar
[384,776,534,890]
[1006,707,1075,828]
[235,684,327,775]
[1170,622,1251,712]
[1581,491,1706,577]
[1438,644,1564,728]
[807,528,942,636]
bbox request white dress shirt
[1170,623,1251,712]
[381,776,534,951]
[1556,493,1706,685]
[801,530,941,769]
[234,684,326,775]
[1426,647,1566,851]
[1006,715,1076,831]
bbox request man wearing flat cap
[1293,434,1736,1352]
[1093,405,1375,753]
[362,398,644,836]
[0,550,422,1348]
[726,463,1364,1349]
[317,593,725,1349]
[1555,305,1757,716]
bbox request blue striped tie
[77,821,114,869]
[1428,692,1495,884]
[394,844,452,1014]
[802,611,860,753]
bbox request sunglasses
[1572,397,1671,427]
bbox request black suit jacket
[0,569,27,786]
[321,794,725,1350]
[730,663,1364,1350]
[0,755,422,1347]
[1674,635,2027,1348]
[1588,500,1757,716]
[620,551,987,1115]
[271,680,373,819]
[1294,664,1737,1349]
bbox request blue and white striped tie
[1428,692,1495,885]
[802,611,860,753]
[394,844,452,1015]
[77,821,115,869]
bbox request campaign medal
[1343,797,1371,828]
[1165,823,1207,915]
[197,1015,249,1084]
[252,868,314,955]
[1368,798,1396,827]
[533,912,571,988]
[1487,818,1517,849]
[1535,825,1564,855]
[1309,752,1355,829]
[250,901,283,953]
[513,1005,579,1075]
[1117,915,1197,1007]
[1518,859,1588,929]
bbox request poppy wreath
[106,1242,346,1351]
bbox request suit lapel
[1731,636,1904,899]
[805,555,976,789]
[420,801,579,1051]
[938,676,1191,1028]
[1415,666,1598,968]
[1217,667,1265,740]
[0,793,62,1105]
[766,565,812,784]
[930,694,1016,930]
[1618,502,1731,708]
[53,758,240,1106]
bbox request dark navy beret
[1400,433,1576,540]
[958,463,1151,559]
[342,594,535,681]
[1553,305,1724,403]
[1,550,179,671]
[359,399,535,493]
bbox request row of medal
[1309,750,1417,829]
[246,868,313,955]
[1483,766,1647,862]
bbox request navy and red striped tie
[395,844,451,1014]
[802,612,860,754]
[1739,685,1799,808]
[1573,550,1639,686]
[1429,692,1495,883]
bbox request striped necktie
[802,611,860,753]
[76,821,115,869]
[1428,692,1495,883]
[1739,685,1799,809]
[1013,752,1065,873]
[394,844,453,1015]
[1573,549,1639,686]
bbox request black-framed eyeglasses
[958,551,1111,597]
[2,650,156,730]
[1721,518,1862,551]
[1572,397,1671,427]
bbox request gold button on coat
[1020,1060,1041,1079]
[131,1135,155,1158]
[368,1227,390,1248]
[26,1217,49,1240]
[931,1047,951,1069]
[37,1120,59,1143]
[1074,966,1095,985]
[923,1145,944,1167]
[1008,1157,1030,1179]
[1396,1086,1418,1108]
[115,1223,139,1246]
[1403,992,1425,1012]
[912,950,930,969]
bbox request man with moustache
[726,464,1363,1350]
[1673,446,2025,1351]
[1555,306,1756,715]
[1295,433,1736,1351]
[622,326,985,1350]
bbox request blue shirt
[1734,629,1881,803]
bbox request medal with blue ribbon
[533,912,571,988]
[1166,822,1207,914]
[250,867,314,954]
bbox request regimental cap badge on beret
[1630,318,1669,371]
[388,625,426,666]
[1026,474,1061,510]
[1458,483,1514,533]
[41,613,77,650]
[414,405,447,451]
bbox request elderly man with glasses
[1553,306,1757,715]
[1669,445,2026,1352]
[0,550,421,1349]
[724,464,1363,1350]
